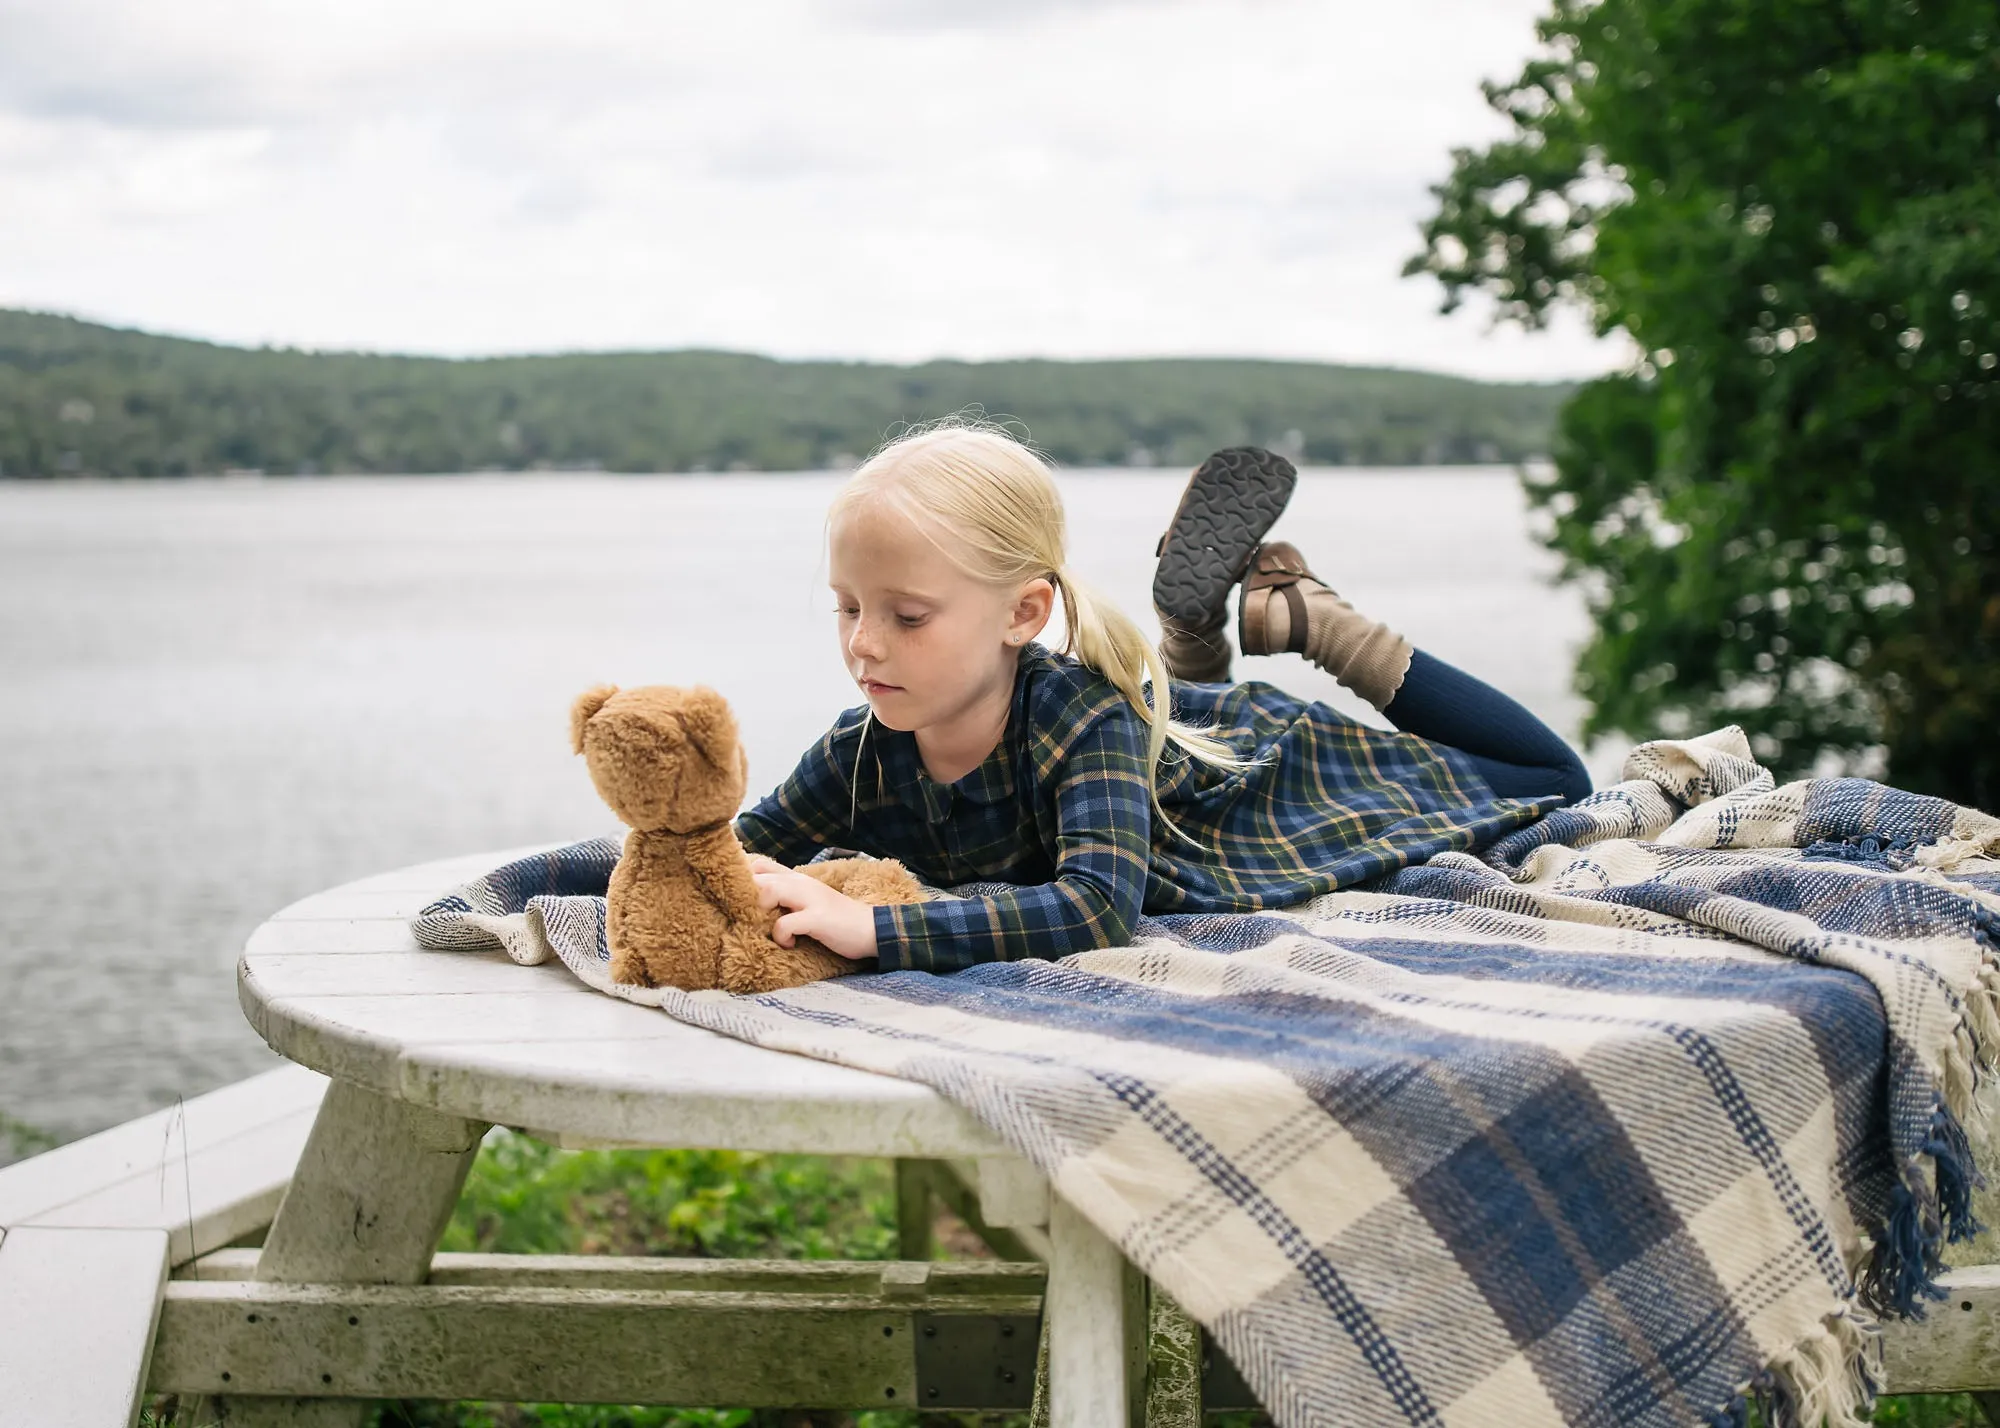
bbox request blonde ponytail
[1052,567,1252,838]
[835,416,1256,841]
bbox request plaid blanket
[414,728,2000,1428]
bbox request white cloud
[0,0,1626,379]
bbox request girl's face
[828,501,1051,735]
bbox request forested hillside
[0,309,1568,476]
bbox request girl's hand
[751,866,880,960]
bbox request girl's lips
[860,678,903,695]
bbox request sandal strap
[1278,580,1309,644]
[1243,541,1313,590]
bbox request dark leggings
[1382,649,1593,805]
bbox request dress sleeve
[872,704,1153,973]
[733,711,867,865]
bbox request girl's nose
[848,617,886,662]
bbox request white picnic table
[211,846,1144,1425]
[8,847,2000,1426]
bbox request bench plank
[0,1067,324,1266]
[184,1248,1044,1296]
[1881,1264,2000,1393]
[0,1226,169,1428]
[149,1277,1034,1407]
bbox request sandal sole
[1151,447,1298,628]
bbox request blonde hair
[830,417,1252,837]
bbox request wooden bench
[0,1065,326,1428]
[0,1226,169,1428]
[0,1066,326,1268]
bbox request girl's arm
[733,708,870,865]
[873,707,1152,972]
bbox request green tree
[1408,0,2000,809]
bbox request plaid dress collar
[871,651,1036,818]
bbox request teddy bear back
[570,683,749,833]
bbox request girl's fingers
[745,854,786,875]
[772,910,806,947]
[753,869,814,907]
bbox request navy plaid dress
[735,644,1554,973]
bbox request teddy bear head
[569,683,750,833]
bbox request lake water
[0,467,1601,1153]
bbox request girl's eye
[833,605,859,618]
[896,615,927,628]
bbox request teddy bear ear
[677,685,740,765]
[569,684,619,754]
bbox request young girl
[739,423,1591,974]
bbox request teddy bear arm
[799,856,927,906]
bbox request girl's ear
[1009,576,1056,645]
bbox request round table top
[237,847,1007,1157]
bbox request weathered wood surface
[214,1077,486,1428]
[0,1065,324,1266]
[1880,1265,2000,1393]
[0,1225,168,1428]
[895,1156,936,1260]
[187,1247,1045,1296]
[1046,1195,1147,1428]
[239,849,1008,1158]
[897,1157,1050,1263]
[253,1079,484,1287]
[978,1154,1052,1229]
[152,1254,1044,1407]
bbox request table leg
[211,1078,488,1427]
[893,1157,933,1260]
[1046,1195,1145,1428]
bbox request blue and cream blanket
[414,728,2000,1428]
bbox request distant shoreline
[1,308,1571,480]
[0,461,1545,485]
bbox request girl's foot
[1238,541,1413,711]
[1152,447,1298,681]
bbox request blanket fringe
[1887,897,2000,1315]
[1943,907,2000,1120]
[1723,1309,1880,1428]
[1915,829,2000,874]
[1862,1096,1986,1318]
[1927,1106,1982,1246]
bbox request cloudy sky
[0,0,1624,379]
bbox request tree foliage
[0,309,1565,479]
[1409,0,2000,808]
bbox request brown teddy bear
[570,683,926,993]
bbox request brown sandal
[1238,541,1319,656]
[1151,448,1298,631]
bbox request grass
[388,1134,1020,1428]
[436,1131,902,1262]
[0,1105,59,1161]
[1872,1400,1992,1428]
[118,1128,2000,1426]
